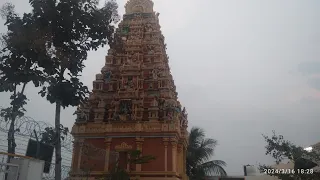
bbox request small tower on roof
[70,0,189,179]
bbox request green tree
[107,150,156,180]
[187,127,227,180]
[259,131,320,180]
[0,3,47,161]
[2,0,121,179]
[40,124,69,146]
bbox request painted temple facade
[70,0,189,179]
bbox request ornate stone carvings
[115,142,133,151]
[71,122,178,134]
[71,0,189,141]
[71,1,189,178]
[125,0,154,14]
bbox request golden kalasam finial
[125,0,154,14]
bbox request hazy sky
[1,0,320,176]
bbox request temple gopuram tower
[70,0,189,179]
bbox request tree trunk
[5,117,16,180]
[7,99,19,160]
[5,83,26,180]
[55,101,62,180]
[7,118,16,154]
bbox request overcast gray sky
[1,0,320,176]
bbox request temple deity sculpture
[152,68,159,79]
[119,100,132,115]
[104,71,112,82]
[151,97,158,107]
[98,99,106,108]
[132,53,139,62]
[157,98,165,110]
[145,23,153,32]
[108,48,115,55]
[112,112,120,121]
[74,106,88,122]
[182,107,187,117]
[127,79,135,90]
[166,111,173,120]
[126,55,133,65]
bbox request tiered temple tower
[70,0,188,179]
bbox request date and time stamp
[263,168,314,175]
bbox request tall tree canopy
[33,0,119,179]
[1,0,119,179]
[260,131,320,180]
[187,127,227,180]
[0,3,48,159]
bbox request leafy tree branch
[259,131,320,180]
[1,1,119,179]
[0,2,47,159]
[187,127,227,180]
[106,150,156,180]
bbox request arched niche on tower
[132,5,144,13]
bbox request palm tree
[187,127,227,180]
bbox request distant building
[271,141,320,171]
[205,142,320,180]
[204,177,244,180]
[204,176,279,180]
[203,165,279,180]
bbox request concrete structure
[204,176,279,180]
[204,142,320,180]
[70,0,188,179]
[7,158,44,180]
[0,152,46,180]
[269,141,320,172]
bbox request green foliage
[0,3,49,90]
[39,77,89,108]
[0,96,25,121]
[29,0,119,107]
[3,1,120,179]
[128,150,156,164]
[187,127,227,180]
[106,150,156,180]
[0,3,15,20]
[0,2,48,156]
[259,131,320,180]
[0,2,47,99]
[108,167,130,180]
[40,124,69,145]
